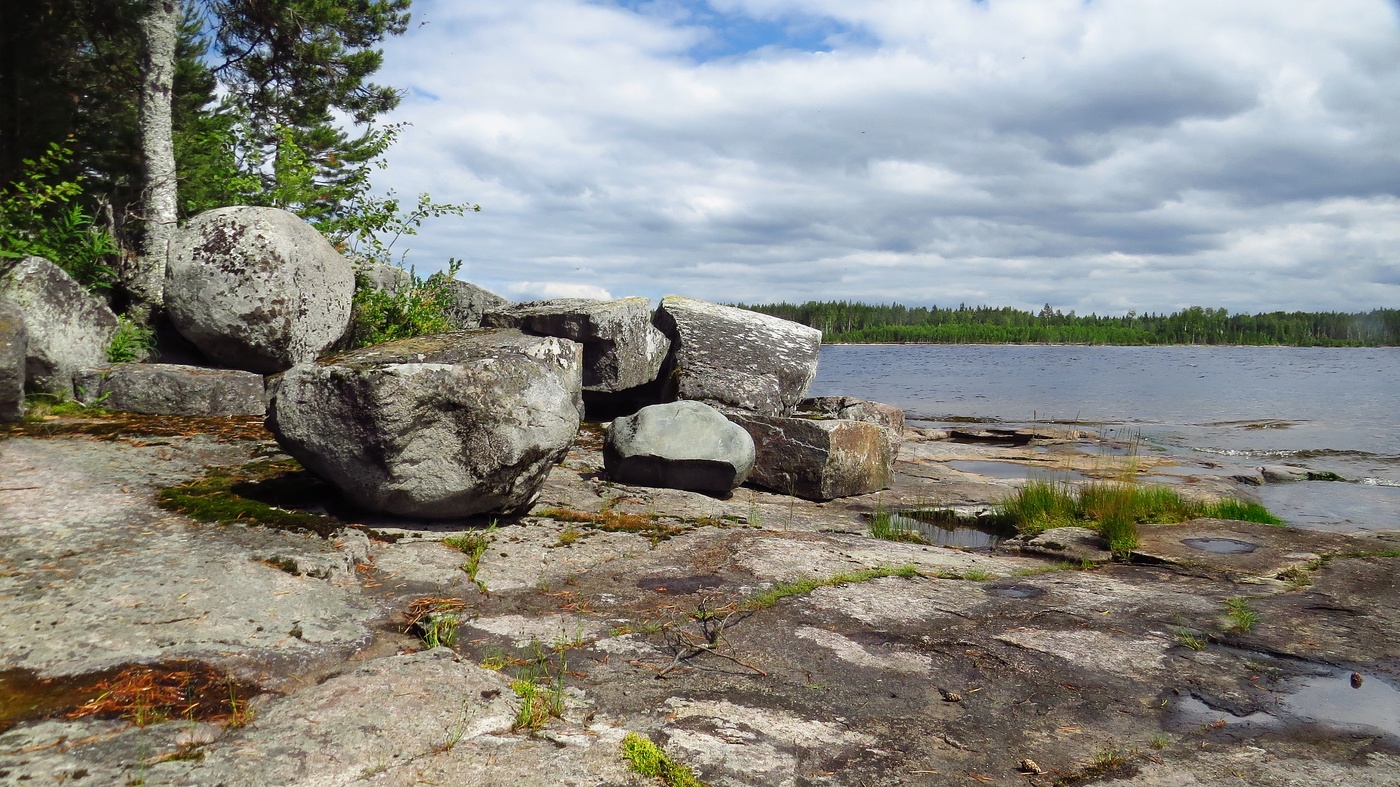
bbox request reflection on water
[887,513,1008,549]
[814,345,1400,530]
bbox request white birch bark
[134,0,180,320]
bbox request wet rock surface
[2,417,1398,786]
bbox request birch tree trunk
[132,0,180,322]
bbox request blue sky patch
[601,0,875,61]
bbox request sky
[369,0,1400,315]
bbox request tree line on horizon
[733,301,1400,346]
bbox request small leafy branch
[0,138,118,290]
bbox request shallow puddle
[1181,537,1259,555]
[1279,670,1400,738]
[945,460,1087,481]
[886,512,1010,549]
[984,584,1046,600]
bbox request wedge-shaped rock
[166,206,354,373]
[74,363,266,416]
[605,401,755,495]
[728,413,894,501]
[268,329,582,518]
[0,299,26,421]
[485,297,668,392]
[654,296,821,416]
[0,256,117,397]
[436,276,511,330]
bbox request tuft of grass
[402,597,468,649]
[555,527,582,547]
[1224,598,1259,633]
[444,525,495,592]
[741,565,918,612]
[1197,499,1284,525]
[510,677,563,731]
[620,732,706,787]
[22,392,107,421]
[868,511,932,544]
[1174,627,1208,651]
[995,479,1285,553]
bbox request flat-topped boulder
[73,363,266,417]
[0,298,25,421]
[485,297,669,392]
[604,401,755,495]
[0,256,118,397]
[653,296,821,417]
[350,257,411,296]
[267,329,582,518]
[166,206,354,373]
[727,413,895,500]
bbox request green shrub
[347,259,464,348]
[0,139,117,291]
[620,733,705,787]
[107,316,157,363]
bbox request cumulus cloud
[373,0,1400,314]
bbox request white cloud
[503,281,615,300]
[373,0,1400,314]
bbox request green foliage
[1198,499,1284,525]
[443,523,495,592]
[107,315,157,363]
[349,259,461,348]
[0,140,117,290]
[620,732,706,787]
[737,301,1400,347]
[995,480,1284,555]
[1225,598,1259,633]
[868,510,932,544]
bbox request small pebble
[1351,672,1364,689]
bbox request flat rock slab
[1133,519,1362,577]
[74,363,266,416]
[1005,526,1114,565]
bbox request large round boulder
[0,256,117,397]
[166,206,354,373]
[604,401,755,495]
[0,298,27,420]
[267,329,582,518]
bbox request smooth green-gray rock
[604,400,755,494]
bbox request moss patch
[157,458,360,539]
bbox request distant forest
[732,302,1400,346]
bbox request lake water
[809,345,1400,531]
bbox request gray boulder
[1006,527,1113,565]
[604,401,755,495]
[0,299,26,421]
[435,276,510,330]
[485,297,669,392]
[0,256,117,397]
[654,296,821,416]
[74,363,266,416]
[797,395,905,461]
[350,257,411,296]
[728,413,895,501]
[1259,465,1309,483]
[268,329,582,518]
[165,206,355,373]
